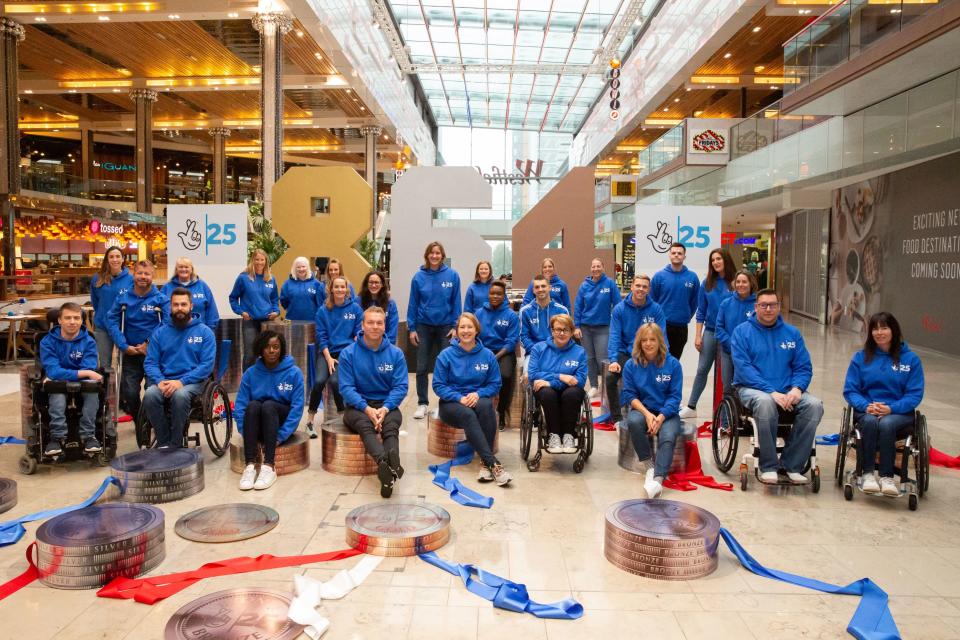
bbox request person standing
[280,256,321,321]
[521,258,571,309]
[573,258,622,396]
[464,260,495,314]
[90,246,133,367]
[229,249,280,371]
[519,274,568,370]
[650,243,700,359]
[715,270,757,394]
[316,258,356,304]
[162,257,219,332]
[358,270,399,344]
[475,280,520,430]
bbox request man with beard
[142,288,216,447]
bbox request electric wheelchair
[519,382,594,473]
[711,389,820,492]
[835,405,929,511]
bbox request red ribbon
[0,543,39,601]
[593,422,616,432]
[930,447,960,469]
[696,422,712,438]
[663,441,733,492]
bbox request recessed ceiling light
[707,85,715,89]
[723,52,731,59]
[754,65,765,72]
[168,14,180,19]
[296,30,304,37]
[752,26,761,33]
[98,15,110,21]
[34,16,46,22]
[686,87,691,92]
[314,52,323,60]
[227,12,239,18]
[771,86,779,90]
[674,98,679,103]
[662,107,668,112]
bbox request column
[360,125,382,232]
[129,89,157,214]
[208,127,231,204]
[253,11,291,219]
[0,19,23,277]
[80,127,94,186]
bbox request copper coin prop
[175,504,280,543]
[165,588,304,640]
[0,478,16,514]
[427,417,498,458]
[321,419,377,476]
[605,499,721,544]
[229,432,310,476]
[345,502,451,557]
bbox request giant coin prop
[230,432,310,476]
[111,449,204,504]
[165,588,303,640]
[345,502,450,556]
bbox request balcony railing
[730,100,832,160]
[637,121,684,178]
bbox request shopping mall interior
[0,0,959,638]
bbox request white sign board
[633,205,722,281]
[166,204,248,318]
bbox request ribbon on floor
[0,436,26,445]
[696,422,712,438]
[663,440,733,492]
[288,555,383,639]
[929,447,960,469]
[720,527,900,640]
[592,413,616,431]
[427,440,494,509]
[0,543,40,600]
[0,475,121,547]
[419,551,583,620]
[97,548,363,604]
[816,433,841,446]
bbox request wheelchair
[711,389,820,492]
[519,383,594,473]
[835,405,929,511]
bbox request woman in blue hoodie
[316,258,356,304]
[162,257,220,331]
[280,256,321,321]
[90,246,133,367]
[622,323,683,500]
[233,330,304,491]
[521,258,571,309]
[843,312,924,497]
[475,280,520,430]
[433,313,511,487]
[464,260,494,314]
[714,270,757,393]
[408,241,462,419]
[229,249,280,371]
[529,314,587,455]
[358,270,399,344]
[573,258,622,394]
[307,276,362,429]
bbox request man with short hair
[39,302,102,456]
[142,288,216,447]
[650,242,700,359]
[475,280,520,430]
[731,289,823,484]
[519,274,568,371]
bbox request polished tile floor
[1,316,958,639]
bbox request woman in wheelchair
[234,330,305,491]
[843,312,924,497]
[528,314,587,454]
[622,323,683,499]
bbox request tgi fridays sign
[689,129,727,154]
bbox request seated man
[730,288,823,484]
[38,302,103,456]
[475,280,520,430]
[338,306,408,499]
[142,288,216,448]
[519,274,568,374]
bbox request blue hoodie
[607,295,667,361]
[715,293,756,353]
[91,269,133,330]
[528,338,587,391]
[233,354,304,443]
[574,274,622,327]
[144,316,216,386]
[522,274,571,310]
[475,302,519,354]
[280,277,321,322]
[731,315,812,393]
[338,333,408,411]
[621,354,683,418]
[519,299,569,353]
[162,276,219,331]
[359,298,400,345]
[650,265,700,325]
[407,264,461,332]
[315,300,362,355]
[432,339,501,401]
[229,272,280,320]
[39,326,99,381]
[464,280,492,314]
[106,286,170,351]
[695,277,730,330]
[316,280,357,305]
[843,343,924,415]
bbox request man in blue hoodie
[650,243,700,359]
[106,260,169,425]
[519,274,568,371]
[731,289,823,484]
[39,302,103,456]
[142,288,216,448]
[605,275,666,426]
[475,281,520,429]
[339,306,409,498]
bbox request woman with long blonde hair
[229,249,280,370]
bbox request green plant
[356,236,379,267]
[247,202,289,263]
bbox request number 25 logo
[677,217,710,248]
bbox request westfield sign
[475,159,545,184]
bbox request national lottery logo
[779,341,796,350]
[343,313,357,320]
[277,382,294,392]
[307,288,316,295]
[600,288,610,294]
[69,350,84,362]
[563,360,580,368]
[642,316,656,324]
[187,336,204,344]
[265,283,275,289]
[377,363,394,372]
[893,364,911,373]
[551,286,561,293]
[441,281,454,288]
[140,304,158,313]
[193,292,205,299]
[496,319,510,327]
[474,363,490,372]
[655,374,672,383]
[684,282,695,288]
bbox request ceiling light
[754,65,765,72]
[168,13,180,19]
[707,85,715,89]
[771,86,779,90]
[34,16,46,22]
[296,30,304,37]
[752,26,761,33]
[674,98,679,103]
[98,15,110,21]
[694,110,704,117]
[662,107,668,112]
[227,12,239,18]
[723,53,732,59]
[314,52,323,60]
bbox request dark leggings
[438,398,498,467]
[535,385,585,436]
[343,402,402,462]
[666,323,688,360]
[242,399,290,465]
[497,352,516,418]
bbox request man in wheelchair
[38,302,104,456]
[142,288,216,448]
[730,289,823,485]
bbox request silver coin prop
[111,449,204,503]
[174,504,280,543]
[0,477,17,514]
[165,588,304,640]
[345,502,451,557]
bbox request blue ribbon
[0,436,26,445]
[720,527,899,640]
[427,440,494,509]
[593,412,611,424]
[816,433,841,446]
[0,476,122,547]
[419,551,583,619]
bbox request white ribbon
[287,554,383,639]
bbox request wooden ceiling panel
[20,26,125,80]
[696,14,809,76]
[285,20,339,75]
[327,89,369,118]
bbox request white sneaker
[239,464,257,491]
[861,473,881,494]
[477,466,494,483]
[413,405,428,420]
[880,476,899,497]
[561,434,577,454]
[678,406,697,420]
[644,468,663,498]
[786,471,809,485]
[546,433,563,453]
[254,465,277,490]
[492,464,512,486]
[759,471,779,484]
[431,408,439,420]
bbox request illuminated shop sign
[89,219,124,235]
[93,160,137,172]
[475,159,545,185]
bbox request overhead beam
[20,113,373,132]
[20,74,348,94]
[3,1,262,24]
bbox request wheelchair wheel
[843,484,853,501]
[915,413,929,498]
[711,395,739,473]
[811,467,820,493]
[135,405,158,449]
[835,406,852,486]
[19,455,37,475]
[580,397,594,458]
[202,381,233,458]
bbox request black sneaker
[44,440,63,456]
[83,437,102,453]
[377,457,395,499]
[387,449,404,480]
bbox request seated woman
[233,330,304,491]
[433,313,511,487]
[843,312,924,497]
[528,313,587,454]
[622,323,683,499]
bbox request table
[0,314,46,365]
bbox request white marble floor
[0,316,958,639]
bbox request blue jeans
[415,324,451,406]
[48,392,99,441]
[580,324,610,389]
[439,398,498,467]
[120,353,146,421]
[142,383,203,447]
[737,387,823,473]
[310,351,342,412]
[241,319,264,371]
[687,329,718,408]
[855,411,915,477]
[94,327,115,369]
[719,349,734,395]
[626,411,682,479]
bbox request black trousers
[497,352,517,420]
[242,399,290,465]
[666,323,688,360]
[604,352,630,423]
[343,401,402,462]
[535,385,585,436]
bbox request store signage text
[691,129,726,153]
[89,220,124,235]
[475,159,544,185]
[93,160,137,172]
[721,232,757,245]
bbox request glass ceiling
[385,0,650,132]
